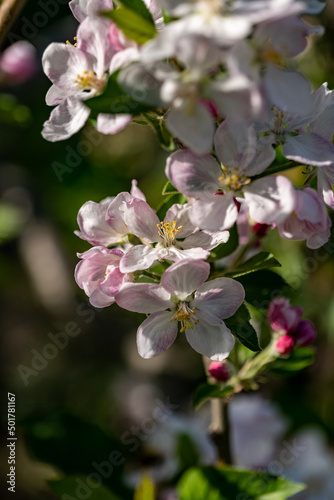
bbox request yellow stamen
[74,70,106,93]
[170,302,199,332]
[66,36,77,47]
[157,221,182,247]
[219,166,251,191]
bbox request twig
[0,0,27,48]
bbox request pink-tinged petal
[120,198,159,242]
[166,101,215,155]
[309,102,334,142]
[318,167,334,210]
[109,47,140,74]
[75,247,122,288]
[164,246,210,263]
[120,245,157,273]
[69,0,112,22]
[97,113,132,135]
[89,287,115,308]
[192,277,245,320]
[161,259,210,300]
[185,320,235,361]
[130,179,146,201]
[214,119,256,170]
[42,98,90,142]
[244,176,295,225]
[264,66,315,117]
[294,188,324,223]
[45,85,73,106]
[105,192,131,237]
[189,193,238,231]
[116,282,171,313]
[76,199,124,246]
[76,17,115,76]
[42,43,93,92]
[164,203,195,238]
[99,267,126,296]
[137,311,178,359]
[283,133,334,167]
[181,229,229,251]
[166,150,221,198]
[0,41,37,82]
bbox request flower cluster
[268,297,316,354]
[41,0,328,362]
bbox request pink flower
[116,259,245,359]
[267,297,303,333]
[75,180,145,246]
[276,335,295,355]
[119,199,229,272]
[209,361,230,382]
[166,120,294,231]
[0,41,37,83]
[75,246,132,308]
[277,188,331,249]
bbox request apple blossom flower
[267,298,303,333]
[119,199,229,272]
[0,41,37,83]
[42,16,139,142]
[75,180,145,246]
[75,246,132,307]
[276,188,331,249]
[258,67,334,167]
[166,120,295,231]
[116,259,245,359]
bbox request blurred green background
[0,1,334,499]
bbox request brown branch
[0,0,27,48]
[202,356,232,464]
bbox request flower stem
[0,0,27,47]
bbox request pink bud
[268,297,303,333]
[0,41,37,83]
[276,335,295,355]
[293,320,316,347]
[209,361,230,382]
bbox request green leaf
[143,114,175,151]
[86,71,154,115]
[193,384,234,409]
[177,466,306,500]
[226,252,281,278]
[225,304,261,352]
[236,270,291,312]
[161,180,179,195]
[104,6,157,44]
[209,223,239,261]
[269,347,315,375]
[114,0,155,25]
[49,477,122,500]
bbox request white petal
[97,113,132,135]
[116,282,171,313]
[137,311,178,358]
[189,193,238,231]
[161,259,210,300]
[181,230,229,251]
[192,277,245,319]
[284,133,334,167]
[244,176,295,224]
[119,245,158,273]
[42,98,90,142]
[185,320,235,361]
[166,101,215,155]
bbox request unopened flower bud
[293,320,316,347]
[0,41,37,83]
[209,361,230,382]
[268,297,303,333]
[276,335,294,355]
